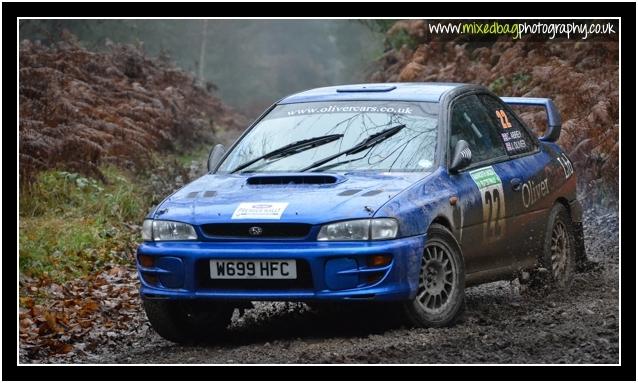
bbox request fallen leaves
[19,263,146,361]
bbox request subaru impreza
[137,83,585,343]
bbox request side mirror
[449,140,472,173]
[207,144,226,172]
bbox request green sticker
[469,166,501,189]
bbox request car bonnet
[151,172,429,225]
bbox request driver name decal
[500,129,527,154]
[231,202,289,220]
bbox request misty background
[20,19,386,118]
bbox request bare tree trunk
[198,19,208,83]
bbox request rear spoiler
[500,97,561,142]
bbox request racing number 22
[496,109,512,129]
[484,189,502,238]
[469,166,506,242]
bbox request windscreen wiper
[307,155,367,173]
[230,134,344,173]
[300,124,406,172]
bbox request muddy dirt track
[33,207,619,364]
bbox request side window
[478,95,537,156]
[449,95,508,165]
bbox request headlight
[370,218,399,239]
[317,218,398,241]
[142,219,198,241]
[142,219,153,241]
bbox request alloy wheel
[550,220,570,283]
[416,242,457,313]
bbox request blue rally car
[137,83,586,343]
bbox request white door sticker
[231,202,289,220]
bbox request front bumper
[136,235,425,302]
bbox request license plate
[209,260,297,279]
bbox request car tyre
[403,223,465,328]
[532,203,576,290]
[143,299,234,344]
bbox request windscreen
[218,100,439,173]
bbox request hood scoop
[246,174,339,186]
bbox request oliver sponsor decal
[231,202,289,220]
[469,166,505,242]
[522,178,549,209]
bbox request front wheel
[143,299,234,344]
[403,224,465,327]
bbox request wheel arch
[430,215,453,233]
[554,196,572,219]
[427,217,465,268]
[553,196,587,266]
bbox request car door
[448,94,518,275]
[477,94,560,269]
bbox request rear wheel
[143,299,234,344]
[527,203,576,291]
[403,224,465,327]
[545,204,576,288]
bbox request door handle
[511,178,522,192]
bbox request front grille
[195,259,314,290]
[201,223,312,239]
